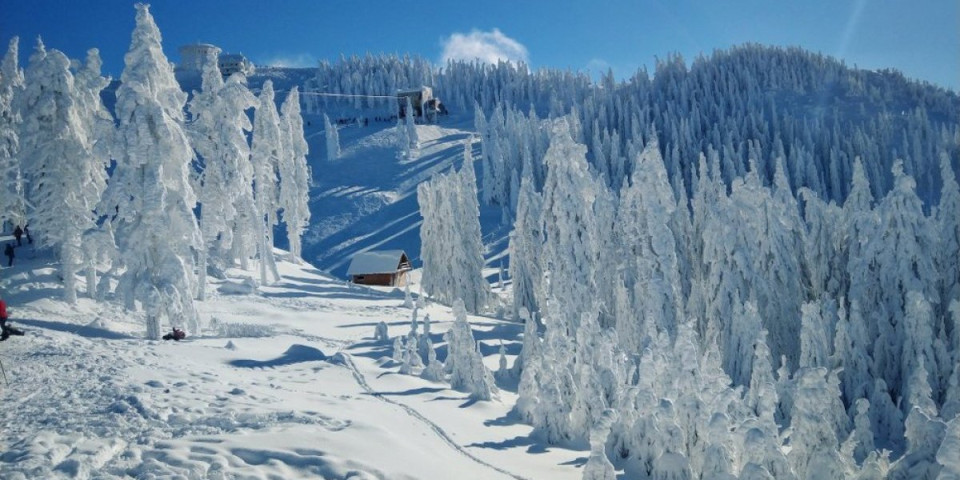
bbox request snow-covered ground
[0,248,583,479]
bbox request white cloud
[262,53,316,68]
[440,29,529,65]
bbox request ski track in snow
[337,352,527,480]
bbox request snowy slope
[0,248,581,479]
[297,113,507,280]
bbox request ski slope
[292,109,508,279]
[0,249,584,479]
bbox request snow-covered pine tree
[799,300,832,369]
[278,87,311,262]
[72,48,114,298]
[420,337,444,382]
[515,308,543,422]
[747,329,779,431]
[615,137,683,343]
[509,174,542,321]
[454,141,493,313]
[188,50,258,299]
[0,37,25,228]
[103,4,202,338]
[374,321,389,342]
[902,291,939,411]
[936,152,960,317]
[17,41,107,303]
[539,118,603,333]
[581,409,618,480]
[890,393,946,480]
[323,113,340,162]
[866,160,938,400]
[443,299,497,400]
[417,140,491,313]
[849,398,876,465]
[788,367,849,479]
[250,80,283,283]
[392,335,404,363]
[938,417,960,479]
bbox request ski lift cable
[249,88,402,100]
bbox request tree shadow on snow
[228,344,327,368]
[560,457,589,467]
[483,410,524,427]
[15,317,135,340]
[361,386,447,397]
[465,435,551,454]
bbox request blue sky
[1,0,957,91]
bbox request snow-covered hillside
[299,117,496,277]
[0,247,580,479]
[4,6,960,478]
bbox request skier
[4,243,13,267]
[12,226,22,246]
[0,296,25,341]
[23,226,31,244]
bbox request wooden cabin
[347,250,412,287]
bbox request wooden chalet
[346,250,412,287]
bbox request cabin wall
[352,273,398,286]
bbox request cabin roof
[346,250,410,275]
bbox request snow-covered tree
[539,118,604,332]
[417,140,491,313]
[890,402,946,480]
[17,41,107,303]
[0,37,25,228]
[582,409,618,480]
[902,292,939,410]
[799,300,832,369]
[509,174,543,321]
[616,137,683,343]
[405,96,419,149]
[862,161,937,397]
[515,308,543,422]
[374,321,389,342]
[102,4,202,338]
[278,87,311,262]
[936,152,960,316]
[747,329,779,431]
[73,48,116,295]
[938,417,960,479]
[849,398,876,465]
[444,299,497,400]
[399,331,424,375]
[323,113,340,162]
[789,367,848,479]
[187,50,258,299]
[392,335,405,363]
[250,80,283,283]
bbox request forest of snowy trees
[2,3,960,477]
[391,44,959,478]
[0,5,311,339]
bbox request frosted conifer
[104,4,202,338]
[278,87,311,262]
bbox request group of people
[4,225,31,267]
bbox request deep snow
[0,245,582,479]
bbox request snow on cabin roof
[346,250,409,275]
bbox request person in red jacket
[0,296,24,341]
